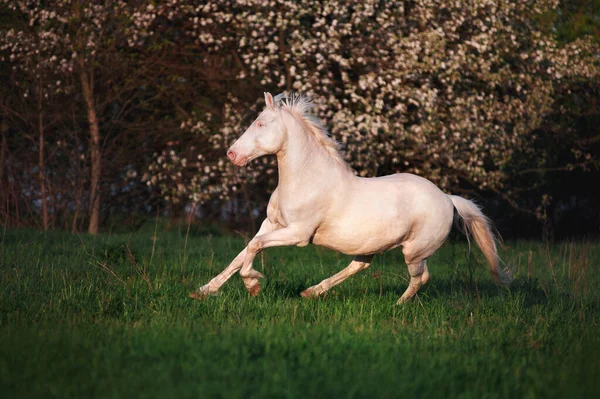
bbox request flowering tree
[0,0,172,233]
[1,0,598,231]
[0,28,58,230]
[143,0,598,219]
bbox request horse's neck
[276,115,351,193]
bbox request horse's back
[357,173,452,210]
[371,172,444,193]
[364,172,452,221]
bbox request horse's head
[227,92,285,166]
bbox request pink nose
[227,150,236,162]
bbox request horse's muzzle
[227,150,236,162]
[227,149,247,166]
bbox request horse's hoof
[243,278,261,297]
[300,286,323,299]
[189,291,206,300]
[189,286,218,300]
[248,284,260,297]
[244,282,260,297]
[395,295,413,305]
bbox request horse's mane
[274,93,351,170]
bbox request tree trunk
[37,75,48,231]
[71,104,83,233]
[38,109,48,230]
[0,112,7,226]
[0,109,7,185]
[72,179,84,233]
[79,63,101,235]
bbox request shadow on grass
[399,277,552,306]
[264,278,312,299]
[262,274,552,307]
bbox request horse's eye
[256,120,264,128]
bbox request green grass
[1,226,599,398]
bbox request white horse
[191,92,510,304]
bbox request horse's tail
[448,195,512,285]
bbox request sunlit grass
[1,227,599,398]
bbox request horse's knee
[247,240,261,254]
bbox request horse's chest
[273,191,322,227]
[274,205,305,227]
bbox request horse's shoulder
[266,187,281,224]
[268,187,280,205]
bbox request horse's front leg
[239,226,310,296]
[189,219,277,300]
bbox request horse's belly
[312,235,402,255]
[312,218,409,255]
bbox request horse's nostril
[227,150,236,161]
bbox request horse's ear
[264,92,275,111]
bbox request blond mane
[274,93,351,170]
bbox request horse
[190,92,511,304]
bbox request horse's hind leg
[397,259,430,304]
[301,255,373,298]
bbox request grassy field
[0,224,599,398]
